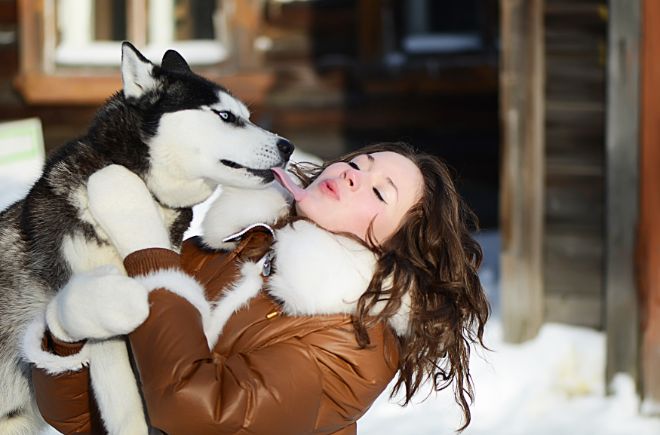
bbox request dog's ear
[161,49,192,74]
[121,41,158,100]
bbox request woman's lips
[320,179,340,200]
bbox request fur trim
[201,184,290,250]
[375,289,412,337]
[265,221,412,336]
[20,314,90,375]
[134,268,210,322]
[267,221,377,316]
[88,339,148,435]
[206,260,265,348]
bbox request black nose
[277,138,294,160]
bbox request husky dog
[0,42,293,434]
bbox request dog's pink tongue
[272,167,307,202]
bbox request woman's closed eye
[373,187,386,203]
[348,160,386,203]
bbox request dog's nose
[277,138,294,160]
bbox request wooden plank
[545,293,602,328]
[639,0,660,414]
[545,173,603,225]
[605,0,641,390]
[500,0,545,343]
[13,70,276,105]
[16,0,41,75]
[544,228,603,302]
[126,0,147,47]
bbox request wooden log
[500,0,545,343]
[639,0,660,415]
[605,0,641,390]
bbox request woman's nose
[343,168,360,190]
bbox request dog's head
[120,42,293,207]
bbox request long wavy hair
[289,142,490,431]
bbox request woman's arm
[122,249,323,434]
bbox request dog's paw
[47,266,150,341]
[88,164,171,258]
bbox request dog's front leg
[88,338,148,435]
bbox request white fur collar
[267,221,375,314]
[267,221,411,336]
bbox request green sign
[0,118,45,166]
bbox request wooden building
[501,0,660,410]
[6,0,501,226]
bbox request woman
[23,142,489,434]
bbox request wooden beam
[16,0,42,75]
[13,71,275,106]
[499,0,545,343]
[605,0,641,390]
[639,0,660,414]
[126,0,147,47]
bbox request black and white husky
[0,42,293,434]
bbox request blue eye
[213,110,237,124]
[348,161,359,170]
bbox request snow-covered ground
[361,321,660,435]
[3,148,659,435]
[359,231,660,435]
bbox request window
[16,0,272,105]
[51,0,228,67]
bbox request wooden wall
[3,0,501,229]
[543,0,607,328]
[501,0,609,341]
[639,0,660,412]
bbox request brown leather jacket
[32,226,400,435]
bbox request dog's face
[120,42,293,207]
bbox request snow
[360,321,660,434]
[2,142,658,435]
[358,231,660,434]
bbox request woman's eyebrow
[388,178,399,200]
[367,154,399,200]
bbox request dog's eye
[213,110,237,124]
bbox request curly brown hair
[289,142,490,431]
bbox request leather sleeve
[126,288,324,435]
[31,334,107,434]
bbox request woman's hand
[87,164,171,259]
[46,265,149,342]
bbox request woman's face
[295,151,423,244]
